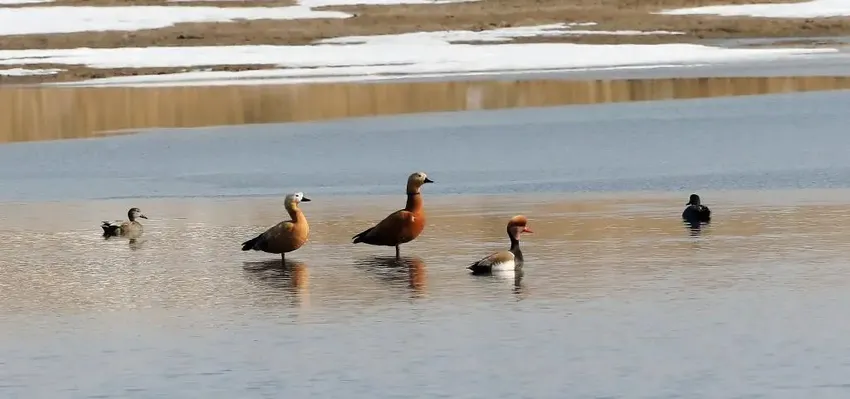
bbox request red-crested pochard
[468,215,532,274]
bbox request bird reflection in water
[354,256,427,298]
[128,238,144,251]
[102,233,146,251]
[683,220,710,237]
[472,268,527,299]
[242,259,310,307]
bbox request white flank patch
[318,23,684,45]
[489,259,516,272]
[0,6,350,36]
[660,0,850,18]
[0,67,62,76]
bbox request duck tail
[241,235,261,251]
[351,227,374,244]
[101,222,119,238]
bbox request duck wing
[468,250,516,272]
[352,209,414,245]
[242,221,294,251]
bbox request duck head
[507,215,533,240]
[407,171,434,193]
[285,192,311,210]
[128,207,148,221]
[686,194,701,206]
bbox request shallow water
[4,192,850,398]
[4,90,850,397]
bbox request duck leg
[281,253,285,263]
[395,245,400,259]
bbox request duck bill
[301,197,312,202]
[424,177,434,184]
[139,214,148,219]
[522,226,533,233]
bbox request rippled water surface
[4,90,850,398]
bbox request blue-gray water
[2,89,850,202]
[4,90,850,398]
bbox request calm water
[4,90,850,398]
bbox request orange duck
[352,172,434,258]
[468,215,532,274]
[241,192,311,261]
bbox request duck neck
[509,235,523,261]
[127,212,135,222]
[287,205,306,224]
[405,188,423,213]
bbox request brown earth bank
[0,0,837,54]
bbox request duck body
[468,215,532,274]
[101,207,147,239]
[242,192,311,260]
[468,246,523,274]
[352,172,433,258]
[682,194,711,225]
[352,201,425,247]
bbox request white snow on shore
[317,23,683,45]
[0,39,830,87]
[0,67,62,76]
[660,0,850,18]
[0,5,350,35]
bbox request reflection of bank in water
[6,75,850,144]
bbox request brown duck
[468,215,533,274]
[241,192,311,261]
[352,172,434,258]
[101,207,148,239]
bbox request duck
[241,192,311,261]
[101,207,147,239]
[352,171,434,259]
[468,215,533,274]
[682,193,711,225]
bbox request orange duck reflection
[243,259,310,306]
[354,255,428,297]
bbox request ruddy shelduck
[352,171,434,259]
[101,207,148,239]
[468,215,533,274]
[241,192,311,261]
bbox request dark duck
[682,193,711,226]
